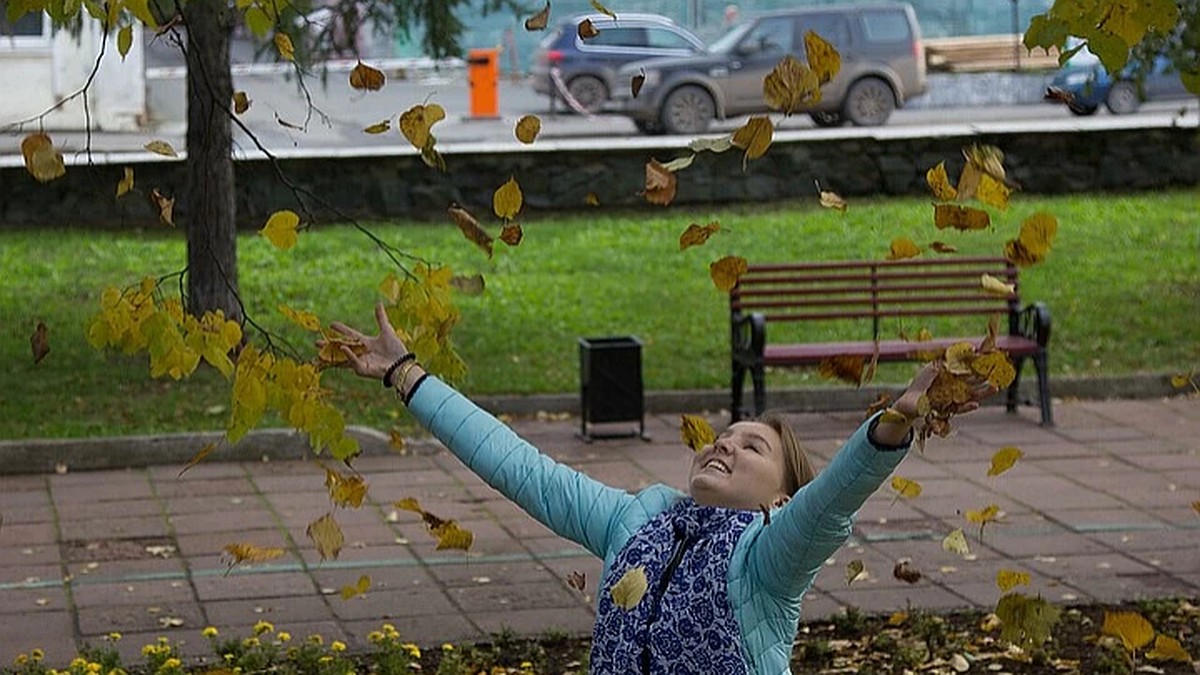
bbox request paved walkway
[2,397,1198,666]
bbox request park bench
[729,256,1053,425]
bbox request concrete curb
[0,374,1183,475]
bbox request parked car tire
[810,111,845,127]
[843,77,896,126]
[660,85,715,135]
[1105,81,1140,114]
[567,75,609,113]
[1068,101,1099,116]
[634,119,666,135]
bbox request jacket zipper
[639,530,698,674]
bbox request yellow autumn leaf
[972,351,1016,389]
[388,428,406,452]
[804,30,841,84]
[679,222,721,250]
[965,503,1001,525]
[340,574,371,600]
[493,176,523,220]
[222,542,286,566]
[689,135,734,154]
[888,611,909,626]
[660,154,695,172]
[956,162,983,202]
[819,355,865,386]
[942,528,970,556]
[450,273,486,296]
[499,223,523,247]
[926,161,958,201]
[1192,500,1200,514]
[431,521,474,551]
[577,18,599,39]
[178,441,217,477]
[363,120,390,134]
[260,210,301,250]
[278,304,320,332]
[1006,212,1058,267]
[22,133,66,182]
[762,55,820,115]
[143,140,178,157]
[324,468,367,508]
[934,203,990,231]
[524,1,550,30]
[980,273,1015,297]
[731,116,773,169]
[448,205,493,257]
[886,238,921,260]
[117,24,132,58]
[589,0,616,19]
[890,476,923,499]
[274,32,294,61]
[399,104,445,150]
[233,91,251,114]
[149,188,175,226]
[709,255,748,293]
[964,143,1006,182]
[514,114,541,143]
[394,496,422,513]
[996,569,1031,593]
[819,190,847,212]
[944,342,976,375]
[307,513,344,560]
[1101,611,1155,652]
[610,566,648,609]
[975,172,1012,211]
[349,61,385,91]
[116,167,134,198]
[845,559,866,585]
[1146,634,1192,662]
[987,446,1024,477]
[644,159,677,206]
[680,414,715,452]
[584,192,600,206]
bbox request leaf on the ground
[845,559,866,585]
[514,114,541,143]
[890,476,922,499]
[1146,634,1192,662]
[159,616,184,628]
[117,24,132,57]
[980,273,1015,297]
[996,569,1031,592]
[680,414,715,452]
[589,0,616,18]
[22,133,66,182]
[710,255,748,292]
[260,210,300,250]
[930,241,957,254]
[450,273,486,295]
[116,167,134,198]
[223,542,286,567]
[679,222,721,250]
[149,188,175,226]
[31,321,50,364]
[731,116,773,169]
[273,32,294,61]
[577,18,599,39]
[762,55,820,115]
[661,154,696,173]
[886,238,921,260]
[926,161,958,201]
[448,205,493,257]
[178,442,217,477]
[349,61,385,91]
[340,574,371,600]
[307,513,344,560]
[324,467,367,508]
[888,611,909,626]
[493,176,523,220]
[987,446,1024,477]
[499,222,523,246]
[689,135,734,154]
[278,304,321,332]
[934,203,990,231]
[1102,611,1155,652]
[143,140,177,157]
[819,355,865,386]
[567,570,586,592]
[363,120,390,134]
[631,70,645,98]
[942,528,970,555]
[611,566,648,609]
[524,1,550,30]
[804,30,841,84]
[644,159,677,206]
[893,559,923,584]
[995,592,1060,651]
[233,91,251,114]
[819,189,847,212]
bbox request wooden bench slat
[761,335,1041,365]
[735,294,1013,311]
[735,281,1015,298]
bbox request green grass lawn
[2,189,1197,439]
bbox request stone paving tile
[161,493,261,514]
[176,528,288,557]
[72,578,195,608]
[1067,471,1193,508]
[60,514,171,541]
[422,560,562,588]
[0,562,61,586]
[945,579,1091,608]
[66,557,187,582]
[329,586,458,621]
[204,594,336,628]
[1054,507,1169,531]
[0,521,57,544]
[0,586,71,614]
[446,580,583,614]
[798,588,845,622]
[56,498,165,521]
[308,562,431,593]
[192,570,317,602]
[471,606,596,637]
[49,475,155,503]
[0,543,60,565]
[78,600,206,636]
[168,508,281,535]
[989,474,1130,511]
[147,462,249,481]
[0,611,78,667]
[1085,526,1200,551]
[824,583,974,615]
[151,476,255,499]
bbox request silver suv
[613,4,927,134]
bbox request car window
[861,11,912,44]
[646,27,696,50]
[739,16,795,54]
[799,15,851,48]
[708,21,752,54]
[587,26,649,48]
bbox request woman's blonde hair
[756,411,815,496]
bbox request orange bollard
[467,48,499,119]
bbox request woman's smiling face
[689,421,790,510]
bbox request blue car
[1047,45,1191,115]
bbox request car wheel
[634,119,666,135]
[660,85,715,135]
[842,77,896,127]
[1068,102,1099,116]
[1105,81,1140,115]
[566,75,608,114]
[810,111,845,127]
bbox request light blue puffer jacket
[409,377,908,674]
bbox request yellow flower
[157,637,170,645]
[441,643,455,651]
[158,658,181,672]
[253,620,274,635]
[402,643,421,659]
[318,656,333,664]
[308,634,324,645]
[331,640,347,652]
[71,657,88,668]
[86,662,102,674]
[382,623,399,640]
[367,631,384,644]
[13,654,28,666]
[242,637,260,648]
[202,626,219,639]
[277,632,291,643]
[141,646,157,657]
[31,649,45,662]
[107,632,122,642]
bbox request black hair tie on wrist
[381,353,415,388]
[402,373,430,406]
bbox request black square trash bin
[578,336,646,441]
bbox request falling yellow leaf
[973,351,1016,389]
[1005,212,1058,267]
[819,190,847,211]
[987,446,1024,477]
[499,223,523,246]
[363,120,390,134]
[577,18,599,39]
[21,133,66,183]
[660,154,696,172]
[448,205,493,257]
[926,161,958,201]
[845,559,866,585]
[399,104,446,150]
[524,1,550,30]
[349,61,385,91]
[731,116,773,168]
[956,162,983,202]
[340,574,371,600]
[1146,634,1192,662]
[307,513,344,560]
[273,32,294,61]
[584,192,600,206]
[890,476,923,499]
[680,414,715,452]
[762,55,820,115]
[233,91,251,114]
[631,70,645,98]
[804,31,841,84]
[222,542,286,567]
[30,321,50,364]
[278,304,320,331]
[886,238,921,260]
[493,176,523,220]
[431,521,474,551]
[589,0,616,18]
[944,342,976,375]
[980,273,1015,297]
[610,566,648,609]
[450,274,486,296]
[324,468,368,508]
[260,210,301,250]
[316,331,367,368]
[996,569,1031,593]
[514,114,541,143]
[964,143,1006,182]
[965,504,1001,525]
[1101,611,1155,652]
[709,255,748,293]
[643,159,677,206]
[395,497,422,513]
[942,528,970,556]
[930,241,958,254]
[143,140,178,157]
[975,172,1012,211]
[679,222,721,250]
[934,203,990,231]
[178,442,217,477]
[819,355,865,386]
[117,24,133,57]
[116,167,134,198]
[689,135,735,153]
[149,188,175,226]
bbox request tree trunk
[183,0,241,323]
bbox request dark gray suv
[530,13,706,113]
[613,4,927,134]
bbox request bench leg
[1034,351,1054,427]
[731,363,747,422]
[751,365,766,417]
[1007,355,1026,414]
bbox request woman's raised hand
[321,303,410,381]
[893,362,999,420]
